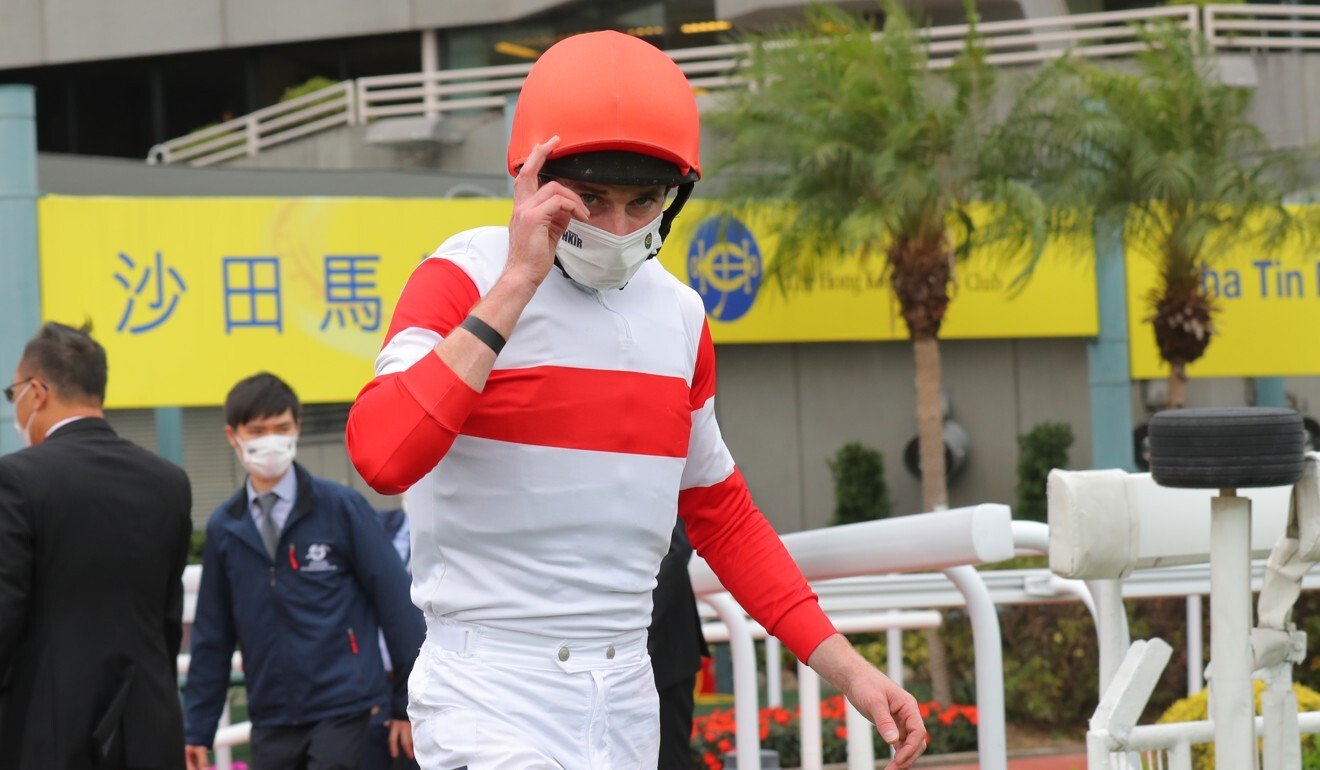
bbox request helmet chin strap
[652,182,695,259]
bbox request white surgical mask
[556,214,663,291]
[11,383,35,448]
[236,433,298,479]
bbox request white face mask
[556,214,663,291]
[236,433,298,479]
[11,383,35,448]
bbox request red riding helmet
[507,30,702,188]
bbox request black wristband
[458,315,506,355]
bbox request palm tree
[1002,27,1317,408]
[708,1,1049,513]
[707,0,1054,706]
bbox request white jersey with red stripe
[348,226,834,660]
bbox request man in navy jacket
[184,373,424,770]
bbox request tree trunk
[913,336,948,511]
[924,629,954,706]
[1167,360,1187,410]
[912,335,953,704]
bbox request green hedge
[1015,422,1074,523]
[828,442,891,525]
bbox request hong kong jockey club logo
[686,215,763,322]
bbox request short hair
[224,373,301,429]
[20,322,108,404]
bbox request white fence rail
[1206,3,1320,51]
[147,80,356,166]
[147,5,1318,167]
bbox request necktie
[257,492,281,560]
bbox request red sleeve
[691,320,716,409]
[346,258,482,495]
[679,473,837,663]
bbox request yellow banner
[38,196,1099,408]
[1127,215,1320,379]
[664,207,1098,342]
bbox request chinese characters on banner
[114,252,386,337]
[39,196,1108,408]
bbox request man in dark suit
[648,521,709,770]
[0,322,192,770]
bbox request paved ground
[927,754,1088,770]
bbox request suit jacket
[647,520,708,691]
[0,418,192,770]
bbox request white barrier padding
[1295,457,1320,562]
[1048,464,1315,580]
[689,504,1015,596]
[1049,469,1136,580]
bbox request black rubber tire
[1148,407,1306,489]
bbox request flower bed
[691,694,978,769]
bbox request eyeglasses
[4,378,33,403]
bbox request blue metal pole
[1254,377,1286,408]
[503,93,518,197]
[155,406,185,465]
[0,85,41,455]
[1087,214,1137,471]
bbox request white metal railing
[923,4,1197,70]
[148,5,1320,168]
[147,80,356,166]
[180,549,1320,769]
[690,504,1019,770]
[1206,3,1320,51]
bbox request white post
[943,566,1008,770]
[244,116,259,158]
[1089,578,1131,693]
[421,29,440,118]
[344,82,358,127]
[765,636,782,708]
[215,699,233,770]
[704,593,762,770]
[845,699,876,770]
[886,625,904,688]
[1168,740,1194,770]
[797,662,824,770]
[1086,729,1114,770]
[1210,491,1258,770]
[1186,594,1204,694]
[1260,662,1301,770]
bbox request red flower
[760,726,769,740]
[835,726,849,740]
[960,705,979,725]
[918,702,932,720]
[939,708,959,726]
[773,709,790,725]
[717,739,733,753]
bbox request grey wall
[0,0,571,69]
[102,338,1320,533]
[719,342,1320,533]
[716,339,1096,532]
[0,0,1058,71]
[227,112,509,179]
[37,152,505,197]
[212,51,1320,181]
[104,406,399,525]
[1246,52,1320,150]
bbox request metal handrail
[147,80,356,166]
[148,4,1317,167]
[1205,3,1320,51]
